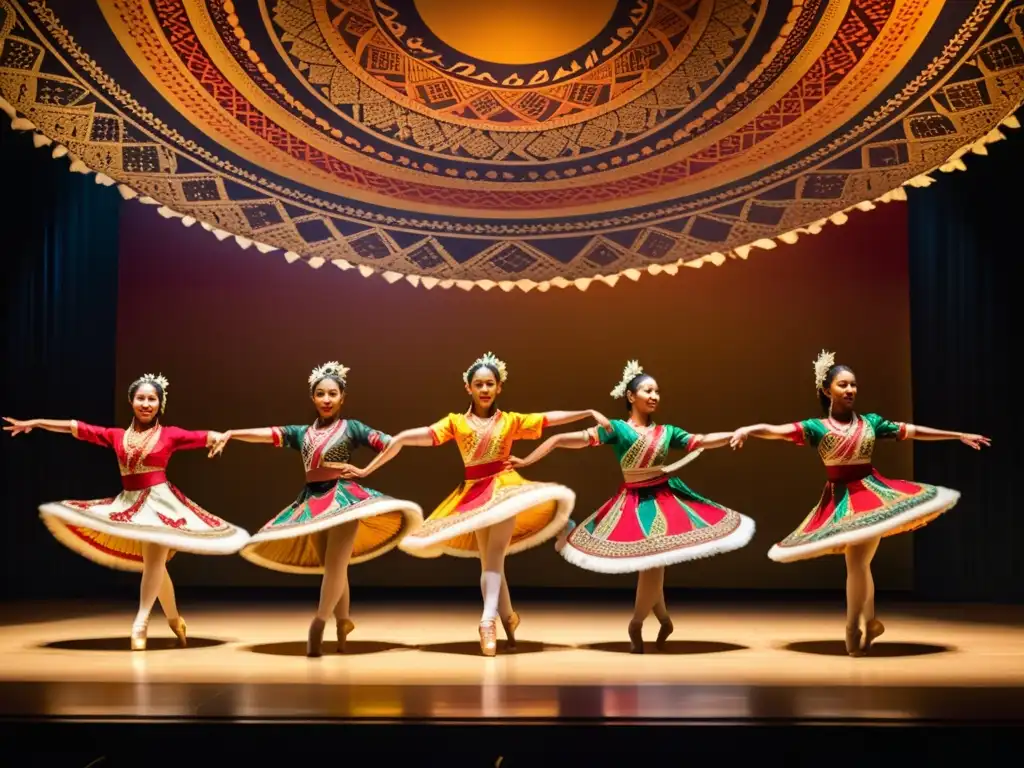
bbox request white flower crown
[308,361,350,388]
[610,360,644,398]
[813,349,836,390]
[464,351,507,383]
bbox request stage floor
[1,599,1023,724]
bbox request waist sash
[825,463,873,483]
[121,471,167,491]
[465,460,507,481]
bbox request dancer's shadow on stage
[244,640,411,657]
[781,640,953,657]
[417,640,571,656]
[585,640,747,655]
[41,637,226,651]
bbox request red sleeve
[166,426,210,451]
[71,420,117,448]
[784,422,806,446]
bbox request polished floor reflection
[1,600,1022,723]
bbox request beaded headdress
[130,373,170,412]
[611,360,644,399]
[464,352,507,384]
[308,361,350,391]
[813,350,836,391]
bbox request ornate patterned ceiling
[1,0,1022,290]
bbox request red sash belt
[121,471,167,491]
[826,464,873,483]
[465,460,507,481]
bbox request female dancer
[3,374,250,650]
[510,360,755,653]
[338,352,609,656]
[730,350,990,656]
[209,361,423,657]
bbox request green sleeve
[347,419,392,453]
[667,425,694,451]
[792,419,828,448]
[863,413,907,441]
[279,425,306,450]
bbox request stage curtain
[0,125,122,599]
[907,111,1024,602]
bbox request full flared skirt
[39,482,250,572]
[399,469,574,558]
[239,479,424,574]
[561,477,755,574]
[768,469,960,563]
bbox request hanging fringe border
[1,95,1020,293]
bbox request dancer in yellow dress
[339,352,609,656]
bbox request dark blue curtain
[0,124,122,599]
[908,111,1024,602]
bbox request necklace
[828,412,858,436]
[628,418,655,432]
[124,422,160,469]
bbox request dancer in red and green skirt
[511,360,755,653]
[730,350,990,656]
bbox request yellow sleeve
[509,412,545,441]
[429,414,456,445]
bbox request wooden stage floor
[1,598,1023,728]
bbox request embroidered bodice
[272,419,390,474]
[71,420,209,476]
[786,413,907,467]
[586,419,700,474]
[429,410,544,468]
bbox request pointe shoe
[845,624,865,657]
[130,624,148,652]
[336,618,355,653]
[656,618,674,650]
[168,617,187,648]
[501,611,520,649]
[479,619,498,657]
[865,619,885,651]
[307,617,326,658]
[628,620,644,654]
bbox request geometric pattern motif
[0,0,1023,288]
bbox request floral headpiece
[130,373,170,412]
[611,360,644,398]
[308,361,350,390]
[813,349,836,391]
[464,352,507,383]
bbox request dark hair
[465,363,501,417]
[129,380,165,419]
[624,373,655,413]
[818,364,854,413]
[310,375,346,396]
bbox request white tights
[313,521,359,622]
[133,543,178,631]
[845,536,881,629]
[475,517,516,623]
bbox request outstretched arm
[905,424,990,449]
[510,431,590,469]
[729,423,795,449]
[541,410,612,430]
[337,426,434,479]
[3,418,74,436]
[208,427,277,457]
[694,431,734,450]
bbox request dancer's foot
[130,622,148,652]
[307,617,326,658]
[501,611,520,650]
[479,619,498,657]
[628,620,644,654]
[336,618,355,653]
[865,619,885,652]
[655,618,674,650]
[845,624,865,657]
[168,617,187,648]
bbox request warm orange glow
[413,0,618,65]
